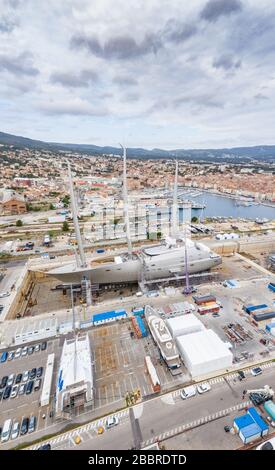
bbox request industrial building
[92,309,127,326]
[176,329,233,377]
[166,314,205,338]
[55,333,94,418]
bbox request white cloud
[0,0,275,148]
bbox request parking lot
[90,322,188,410]
[0,339,61,445]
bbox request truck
[43,235,51,247]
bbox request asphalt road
[52,366,275,450]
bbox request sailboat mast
[67,162,87,268]
[120,144,133,257]
[171,159,178,238]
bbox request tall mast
[171,159,178,238]
[67,161,87,268]
[120,144,133,257]
[183,225,192,295]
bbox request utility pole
[171,160,178,239]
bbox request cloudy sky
[1,0,275,149]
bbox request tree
[62,221,69,232]
[16,220,23,227]
[62,195,70,208]
[191,216,198,223]
[49,203,55,210]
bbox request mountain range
[1,131,275,162]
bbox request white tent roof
[177,329,233,365]
[166,314,204,336]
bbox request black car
[238,370,245,380]
[36,367,43,378]
[0,376,8,389]
[3,385,12,400]
[26,380,34,395]
[41,342,47,351]
[29,368,37,380]
[20,417,29,435]
[224,425,231,433]
[0,390,3,401]
[38,444,51,450]
[15,373,23,384]
[28,346,34,355]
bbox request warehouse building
[55,333,94,418]
[176,329,233,377]
[166,314,205,338]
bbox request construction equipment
[243,385,274,406]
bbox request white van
[1,419,12,443]
[180,385,196,400]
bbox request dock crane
[243,385,274,406]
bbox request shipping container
[244,304,268,314]
[197,304,220,315]
[264,400,275,420]
[132,307,145,316]
[131,316,147,338]
[268,283,275,292]
[253,311,275,322]
[265,322,275,332]
[193,294,216,305]
[247,407,269,436]
[239,423,262,444]
[144,356,161,393]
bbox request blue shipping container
[234,413,254,431]
[136,316,147,337]
[245,304,268,313]
[266,322,275,332]
[132,307,145,316]
[240,423,262,443]
[268,283,275,292]
[247,407,269,434]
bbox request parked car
[1,419,12,443]
[251,367,262,376]
[197,382,211,394]
[11,421,20,440]
[224,425,231,433]
[18,384,26,395]
[36,367,43,378]
[7,374,15,387]
[21,346,28,357]
[0,351,8,363]
[0,292,10,298]
[41,342,47,351]
[22,370,29,383]
[0,376,8,389]
[34,379,41,392]
[0,390,3,401]
[15,373,22,384]
[38,443,51,450]
[26,380,34,395]
[11,385,19,398]
[7,351,14,361]
[238,370,245,380]
[105,416,119,429]
[34,344,40,353]
[28,346,34,355]
[14,348,22,359]
[3,386,12,400]
[29,368,37,380]
[180,385,196,400]
[20,417,29,435]
[28,416,36,433]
